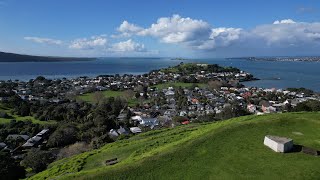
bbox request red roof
[181,121,190,125]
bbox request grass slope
[0,103,56,125]
[31,112,320,180]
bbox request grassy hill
[30,112,320,179]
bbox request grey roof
[0,142,6,148]
[36,129,49,136]
[117,126,129,135]
[266,135,292,144]
[6,134,30,141]
[22,136,42,147]
[140,118,159,127]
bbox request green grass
[30,112,320,180]
[77,83,207,106]
[77,90,139,106]
[153,82,207,90]
[78,91,124,102]
[0,115,56,125]
[0,103,56,125]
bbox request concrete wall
[264,136,293,153]
[264,136,279,152]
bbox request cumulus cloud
[273,19,296,24]
[24,15,320,56]
[109,39,146,52]
[252,20,320,46]
[24,37,63,45]
[113,15,320,54]
[113,21,144,38]
[115,14,242,50]
[138,14,211,44]
[69,35,107,50]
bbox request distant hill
[0,51,96,62]
[30,112,320,179]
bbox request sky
[0,0,320,58]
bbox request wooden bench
[106,158,118,165]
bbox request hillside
[31,112,320,179]
[0,51,95,62]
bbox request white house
[130,127,142,134]
[264,135,293,153]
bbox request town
[0,63,319,178]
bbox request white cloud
[109,39,146,52]
[69,35,107,50]
[114,21,144,38]
[115,15,242,50]
[273,19,296,24]
[113,16,320,53]
[24,37,63,45]
[189,28,243,50]
[138,14,211,44]
[252,20,320,45]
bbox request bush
[47,124,78,147]
[90,134,114,149]
[21,149,55,173]
[0,152,25,179]
[293,100,320,112]
[0,111,10,118]
[57,142,90,160]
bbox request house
[117,126,129,135]
[165,90,175,96]
[130,127,142,134]
[264,135,293,153]
[140,118,159,128]
[247,104,257,113]
[6,134,30,141]
[0,142,7,149]
[36,129,49,137]
[21,129,49,148]
[108,129,119,138]
[181,120,190,125]
[22,136,42,148]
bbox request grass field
[78,91,124,102]
[78,82,207,105]
[30,112,320,180]
[0,103,55,125]
[77,90,139,106]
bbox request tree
[0,152,25,179]
[90,134,113,149]
[208,80,223,91]
[93,91,105,104]
[123,90,134,101]
[21,149,55,173]
[293,100,320,112]
[47,124,78,147]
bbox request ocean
[0,58,319,92]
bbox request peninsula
[0,51,96,62]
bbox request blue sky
[0,0,320,57]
